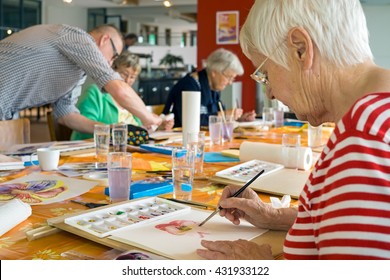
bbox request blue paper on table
[140,144,180,155]
[204,152,240,163]
[104,178,173,199]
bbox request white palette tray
[64,197,190,238]
[215,159,284,183]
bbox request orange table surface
[0,125,332,260]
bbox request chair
[0,118,31,151]
[46,111,73,141]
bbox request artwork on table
[0,174,97,205]
[216,11,239,45]
[109,208,267,260]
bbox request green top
[71,84,142,140]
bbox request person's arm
[56,27,161,129]
[104,79,161,129]
[58,112,100,134]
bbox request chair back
[46,111,73,141]
[0,118,30,151]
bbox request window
[0,0,41,39]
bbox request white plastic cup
[32,148,60,171]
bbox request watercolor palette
[215,159,284,183]
[64,197,190,238]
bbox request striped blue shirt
[0,24,121,120]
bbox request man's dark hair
[125,33,138,40]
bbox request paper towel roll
[0,199,32,236]
[182,91,201,146]
[239,141,313,170]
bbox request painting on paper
[109,208,267,260]
[0,174,97,205]
[216,11,239,45]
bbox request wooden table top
[0,125,333,260]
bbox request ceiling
[57,0,196,9]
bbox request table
[0,125,332,260]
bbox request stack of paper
[0,154,25,171]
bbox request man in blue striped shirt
[0,24,161,133]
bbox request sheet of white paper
[109,208,267,260]
[0,174,97,205]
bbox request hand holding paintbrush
[198,170,265,226]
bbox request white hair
[206,48,244,75]
[240,0,373,69]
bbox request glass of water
[94,124,110,168]
[112,123,128,152]
[172,148,195,201]
[108,152,132,203]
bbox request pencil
[198,169,265,227]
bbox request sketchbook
[210,168,310,199]
[0,154,25,170]
[5,141,94,156]
[61,197,267,260]
[109,206,267,260]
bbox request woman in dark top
[163,48,256,127]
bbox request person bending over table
[0,24,161,132]
[162,48,256,128]
[71,52,174,140]
[197,0,390,260]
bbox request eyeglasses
[250,42,284,86]
[110,38,119,61]
[250,56,271,86]
[221,72,236,83]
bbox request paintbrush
[198,169,265,227]
[218,101,231,140]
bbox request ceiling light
[63,0,72,3]
[163,1,172,7]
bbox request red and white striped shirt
[284,93,390,259]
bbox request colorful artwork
[155,220,209,238]
[0,174,97,205]
[216,11,239,44]
[0,180,67,204]
[109,209,267,260]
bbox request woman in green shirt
[71,53,173,140]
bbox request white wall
[41,1,87,30]
[363,5,390,68]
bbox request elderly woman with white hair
[162,48,256,128]
[197,0,390,260]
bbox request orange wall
[197,0,256,112]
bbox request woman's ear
[287,27,314,70]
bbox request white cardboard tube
[0,199,32,236]
[182,91,200,146]
[239,141,313,170]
